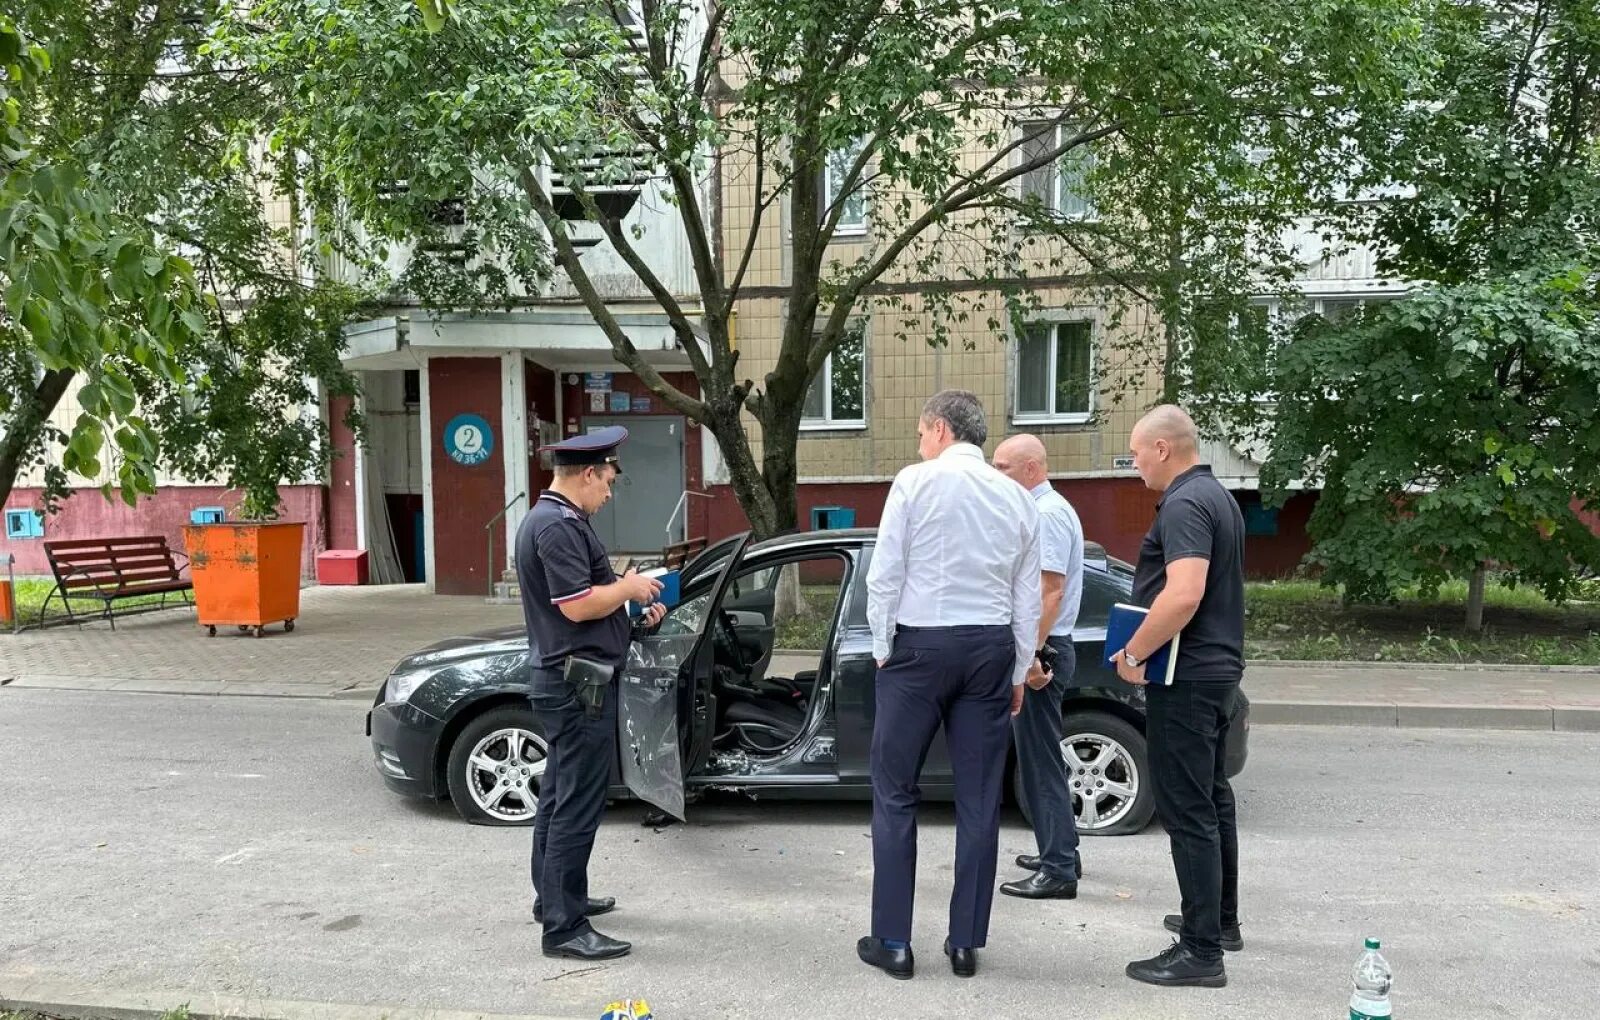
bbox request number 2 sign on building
[443,413,495,467]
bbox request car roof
[741,528,1125,573]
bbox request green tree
[3,2,364,518]
[2,14,206,507]
[1258,0,1600,629]
[223,0,1428,536]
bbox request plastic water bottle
[1349,937,1392,1019]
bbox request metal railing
[485,492,527,598]
[664,489,714,549]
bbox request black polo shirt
[514,491,631,671]
[1131,465,1246,682]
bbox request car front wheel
[1015,709,1154,836]
[445,707,547,826]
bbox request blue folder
[1105,603,1179,685]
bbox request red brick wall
[1,485,327,579]
[559,371,709,541]
[326,394,360,551]
[429,357,506,595]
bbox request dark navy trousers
[529,668,617,947]
[1013,637,1080,880]
[870,624,1014,949]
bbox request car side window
[1077,569,1120,631]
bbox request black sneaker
[1164,914,1243,952]
[1125,941,1227,988]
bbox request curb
[0,983,585,1020]
[1245,659,1600,674]
[1249,700,1600,732]
[7,676,1598,731]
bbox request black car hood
[392,625,529,672]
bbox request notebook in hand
[1105,603,1180,686]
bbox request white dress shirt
[867,443,1042,685]
[1032,481,1085,638]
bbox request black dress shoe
[1015,851,1083,878]
[943,938,976,978]
[1125,942,1226,988]
[542,929,632,961]
[1164,914,1243,952]
[857,936,914,979]
[533,896,616,924]
[1000,872,1078,899]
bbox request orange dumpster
[183,522,305,638]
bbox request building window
[823,138,868,236]
[1020,122,1096,220]
[1245,293,1401,400]
[1015,320,1094,423]
[802,323,866,429]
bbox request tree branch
[516,166,707,421]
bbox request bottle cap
[1365,937,1381,950]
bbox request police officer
[516,425,666,961]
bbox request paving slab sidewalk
[2,584,1596,730]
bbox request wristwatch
[1122,649,1143,668]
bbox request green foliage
[1,15,207,507]
[3,3,366,518]
[222,0,1430,533]
[1257,0,1600,606]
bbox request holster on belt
[562,655,614,720]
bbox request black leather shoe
[1000,872,1078,899]
[533,896,616,924]
[1164,914,1243,952]
[1125,942,1226,988]
[857,936,914,980]
[542,929,632,961]
[943,938,976,978]
[1015,851,1083,878]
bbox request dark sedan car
[368,529,1249,835]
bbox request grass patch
[4,1008,193,1020]
[6,577,189,629]
[1245,579,1600,665]
[774,585,842,650]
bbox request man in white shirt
[858,390,1041,981]
[992,433,1085,900]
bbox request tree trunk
[760,411,802,537]
[774,562,809,621]
[0,368,75,508]
[704,410,778,538]
[1465,563,1487,633]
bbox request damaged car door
[614,533,751,821]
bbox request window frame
[1245,291,1405,402]
[800,322,868,432]
[1020,122,1097,221]
[822,138,869,237]
[1012,317,1097,426]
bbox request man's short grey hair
[922,389,988,447]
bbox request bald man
[991,435,1084,900]
[1112,405,1246,988]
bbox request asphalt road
[1,688,1596,1020]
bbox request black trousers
[529,668,617,947]
[1013,638,1080,880]
[870,624,1014,949]
[1145,678,1241,963]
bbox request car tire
[1014,710,1154,837]
[445,706,548,826]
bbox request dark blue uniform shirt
[515,491,630,670]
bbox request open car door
[615,532,752,821]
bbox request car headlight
[384,669,432,705]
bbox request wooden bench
[41,535,193,629]
[661,535,708,571]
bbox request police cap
[540,424,629,469]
